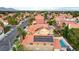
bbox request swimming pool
[60,40,67,47]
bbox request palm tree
[63,25,70,39]
[4,25,11,33]
[15,42,24,51]
[47,19,56,25]
[28,17,34,25]
[17,27,27,39]
[12,38,24,51]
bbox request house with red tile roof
[55,13,79,28]
[0,15,2,18]
[22,14,64,51]
[65,21,79,28]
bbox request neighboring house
[55,13,79,29]
[0,14,8,26]
[0,25,7,40]
[0,15,8,40]
[8,13,15,17]
[64,17,79,28]
[65,18,76,21]
[65,21,79,28]
[0,20,8,26]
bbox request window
[44,43,46,45]
[50,44,53,46]
[30,43,33,45]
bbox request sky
[0,0,79,10]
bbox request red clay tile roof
[65,21,75,24]
[65,21,79,28]
[35,14,44,20]
[54,39,61,49]
[22,35,54,46]
[35,14,45,24]
[28,24,49,34]
[0,15,2,18]
[28,14,48,34]
[22,35,33,45]
[22,14,54,47]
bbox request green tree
[62,25,70,39]
[70,11,79,17]
[12,47,16,51]
[47,19,56,25]
[15,12,21,17]
[28,18,34,25]
[60,26,79,50]
[12,39,24,51]
[15,43,24,51]
[4,25,11,33]
[17,27,27,39]
[47,20,52,25]
[6,16,18,25]
[44,12,48,19]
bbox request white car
[0,33,5,40]
[0,31,7,40]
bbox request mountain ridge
[0,7,17,11]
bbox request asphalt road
[0,18,29,51]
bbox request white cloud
[0,0,79,10]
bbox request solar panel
[34,36,53,42]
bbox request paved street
[0,18,29,51]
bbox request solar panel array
[34,36,53,42]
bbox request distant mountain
[0,7,17,11]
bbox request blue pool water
[60,40,67,47]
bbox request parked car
[0,30,5,40]
[0,30,8,40]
